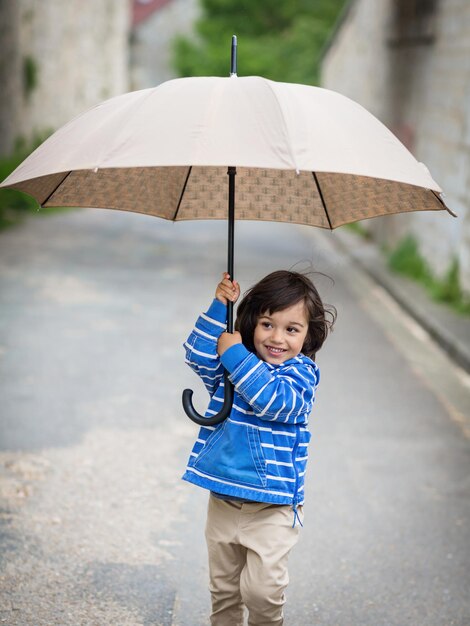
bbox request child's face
[253,301,309,365]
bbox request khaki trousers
[205,494,302,626]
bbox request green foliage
[23,55,39,99]
[0,134,49,229]
[172,0,347,84]
[388,235,470,315]
[388,235,432,283]
[343,221,371,239]
[430,259,470,314]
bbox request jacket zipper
[291,430,303,527]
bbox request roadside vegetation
[0,133,74,230]
[344,225,469,315]
[388,235,470,315]
[0,138,40,229]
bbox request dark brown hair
[235,270,336,360]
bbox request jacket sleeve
[220,344,319,424]
[183,299,227,397]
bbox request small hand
[215,272,240,305]
[217,331,242,356]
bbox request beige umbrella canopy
[0,72,453,425]
[1,75,450,228]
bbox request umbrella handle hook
[182,299,235,426]
[182,372,234,426]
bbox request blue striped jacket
[182,299,320,508]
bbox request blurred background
[0,2,469,624]
[0,0,469,311]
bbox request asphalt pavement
[0,209,469,626]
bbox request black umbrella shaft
[227,166,236,333]
[181,165,237,426]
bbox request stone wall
[0,0,130,155]
[322,0,470,291]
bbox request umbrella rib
[312,172,333,230]
[174,166,192,220]
[41,171,72,206]
[431,190,457,217]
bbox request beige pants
[205,494,302,626]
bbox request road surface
[0,209,469,625]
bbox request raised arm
[220,345,319,424]
[183,273,240,397]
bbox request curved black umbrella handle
[182,372,234,426]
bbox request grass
[388,235,470,316]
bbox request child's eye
[287,327,298,333]
[261,322,272,329]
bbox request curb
[331,229,470,374]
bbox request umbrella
[0,37,454,425]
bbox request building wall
[321,0,391,122]
[322,0,470,292]
[0,0,130,155]
[130,0,200,89]
[0,0,22,156]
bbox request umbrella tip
[230,35,238,77]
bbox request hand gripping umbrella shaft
[182,166,236,426]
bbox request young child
[182,270,335,626]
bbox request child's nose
[271,328,283,343]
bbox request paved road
[0,209,469,626]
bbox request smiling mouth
[266,346,286,355]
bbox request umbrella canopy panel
[11,165,445,229]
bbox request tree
[172,0,348,85]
